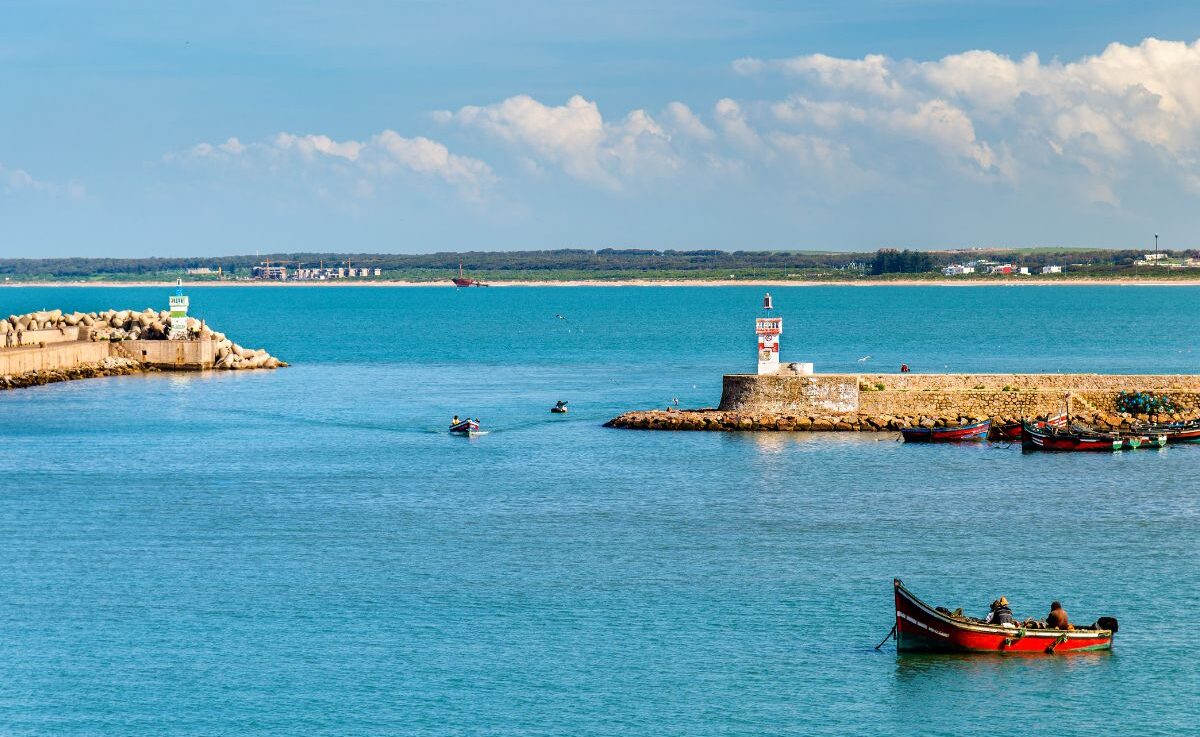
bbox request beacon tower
[756,292,782,375]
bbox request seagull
[555,314,566,320]
[857,355,871,364]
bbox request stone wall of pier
[0,341,112,376]
[719,373,1200,417]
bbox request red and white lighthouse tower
[756,292,783,375]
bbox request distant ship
[451,262,487,287]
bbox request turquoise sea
[1,285,1198,736]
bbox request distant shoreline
[4,278,1200,288]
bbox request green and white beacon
[168,279,190,340]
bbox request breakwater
[1,308,286,391]
[607,373,1200,432]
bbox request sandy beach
[5,278,1200,288]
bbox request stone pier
[1,307,287,393]
[606,373,1200,432]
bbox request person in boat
[451,415,460,426]
[984,596,1016,626]
[900,363,910,373]
[1047,601,1071,630]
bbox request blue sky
[2,0,1200,257]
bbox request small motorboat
[449,417,482,436]
[550,400,569,414]
[892,579,1117,654]
[1021,421,1121,452]
[901,419,990,443]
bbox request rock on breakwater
[606,403,1199,434]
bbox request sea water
[0,286,1197,736]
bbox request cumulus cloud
[1,162,85,198]
[169,37,1200,212]
[737,37,1200,195]
[176,130,494,199]
[438,94,678,189]
[663,102,715,142]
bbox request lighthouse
[756,292,783,375]
[168,279,190,340]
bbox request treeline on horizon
[1,247,1196,278]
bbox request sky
[2,0,1200,258]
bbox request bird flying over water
[857,355,871,364]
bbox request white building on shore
[942,264,975,276]
[1041,265,1062,274]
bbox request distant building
[1041,265,1062,274]
[251,264,288,280]
[186,267,214,275]
[988,264,1013,275]
[942,264,975,276]
[1018,267,1030,275]
[1142,253,1167,261]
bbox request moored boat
[893,579,1116,654]
[1130,419,1200,444]
[1021,420,1122,452]
[995,412,1066,440]
[901,419,990,443]
[551,400,569,414]
[1069,422,1166,450]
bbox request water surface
[1,286,1197,735]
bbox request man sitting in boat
[1047,601,1072,630]
[984,597,1016,626]
[452,415,459,426]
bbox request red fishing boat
[892,579,1117,654]
[900,419,990,443]
[1078,425,1165,449]
[1020,420,1122,452]
[995,412,1066,440]
[451,261,487,287]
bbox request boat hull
[901,419,991,443]
[894,580,1114,654]
[1021,422,1121,452]
[995,413,1065,440]
[1132,422,1200,444]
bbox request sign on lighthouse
[168,279,190,340]
[756,292,782,375]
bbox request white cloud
[713,98,766,154]
[439,94,677,189]
[753,53,904,99]
[663,102,715,142]
[1,162,85,198]
[736,37,1200,196]
[177,129,494,199]
[169,37,1200,215]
